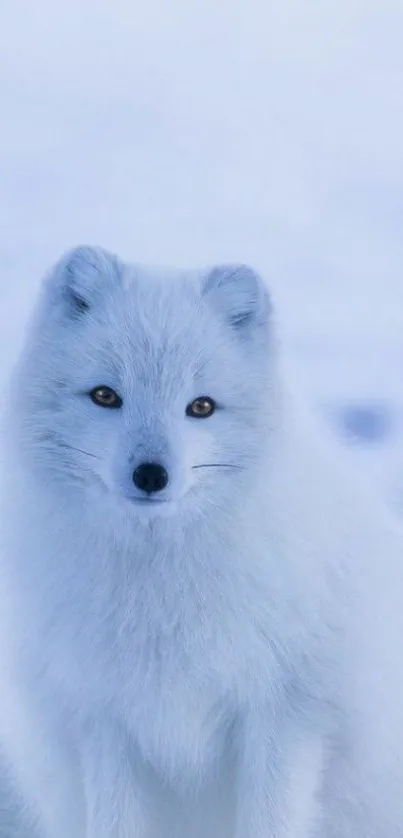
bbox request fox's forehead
[98,277,231,383]
[120,269,204,333]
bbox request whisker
[59,443,100,460]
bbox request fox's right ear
[45,245,122,315]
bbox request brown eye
[90,386,122,409]
[186,397,216,418]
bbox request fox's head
[11,246,277,524]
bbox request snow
[1,0,403,507]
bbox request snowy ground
[1,0,403,509]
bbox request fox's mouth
[132,496,168,505]
[127,494,177,519]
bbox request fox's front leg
[81,715,148,838]
[235,709,323,838]
[0,677,86,838]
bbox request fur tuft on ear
[46,245,122,315]
[203,264,272,332]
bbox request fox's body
[0,247,403,837]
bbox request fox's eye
[90,386,122,409]
[186,397,216,418]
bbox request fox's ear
[202,264,272,333]
[45,245,122,315]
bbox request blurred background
[0,0,402,508]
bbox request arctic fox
[1,246,403,838]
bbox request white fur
[0,246,403,837]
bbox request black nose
[132,462,169,494]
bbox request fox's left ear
[45,245,122,316]
[202,264,272,334]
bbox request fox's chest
[115,608,276,780]
[125,667,234,781]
